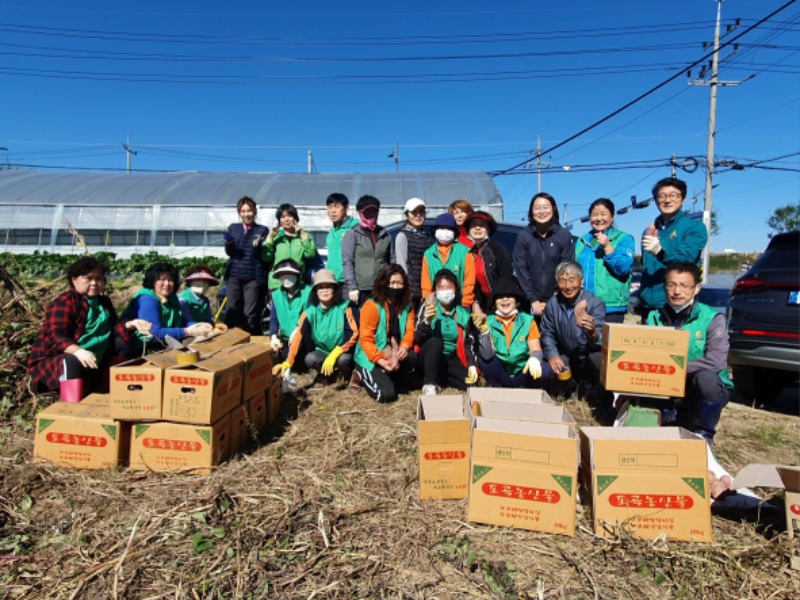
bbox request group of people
[28,175,730,444]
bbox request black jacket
[512,223,575,304]
[471,238,513,311]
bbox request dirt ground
[1,378,799,599]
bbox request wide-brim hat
[467,210,497,235]
[312,269,339,291]
[272,259,303,278]
[183,269,219,286]
[489,278,526,307]
[431,212,459,235]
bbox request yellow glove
[272,361,291,377]
[471,313,488,333]
[321,347,344,376]
[465,365,478,385]
[522,356,543,380]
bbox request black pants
[305,349,354,380]
[604,312,627,324]
[683,369,730,443]
[356,350,417,403]
[561,350,602,384]
[418,337,467,390]
[225,278,266,335]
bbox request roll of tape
[556,368,572,381]
[176,350,200,365]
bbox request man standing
[324,193,358,284]
[646,262,730,444]
[341,195,393,305]
[639,177,708,314]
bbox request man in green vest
[646,262,731,444]
[325,193,358,283]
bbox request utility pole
[388,141,399,172]
[123,136,137,174]
[689,0,743,282]
[307,149,313,174]
[563,202,568,224]
[535,132,550,193]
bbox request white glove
[126,319,153,337]
[348,290,360,304]
[270,334,283,353]
[74,348,98,369]
[283,366,292,382]
[186,322,214,337]
[522,355,542,380]
[642,235,662,256]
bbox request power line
[494,0,799,176]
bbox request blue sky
[1,0,798,252]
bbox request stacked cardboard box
[417,395,471,500]
[33,328,277,474]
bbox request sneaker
[347,371,362,392]
[422,384,438,396]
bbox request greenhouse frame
[0,170,503,258]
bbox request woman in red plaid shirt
[28,257,151,399]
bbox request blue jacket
[224,222,270,286]
[575,226,635,313]
[512,223,575,304]
[640,211,708,310]
[540,289,605,360]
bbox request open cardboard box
[417,395,471,500]
[601,323,689,397]
[734,464,800,540]
[580,426,711,542]
[468,417,578,535]
[188,327,250,353]
[470,400,576,429]
[467,387,555,406]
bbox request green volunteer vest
[273,284,311,341]
[646,302,732,387]
[122,288,183,342]
[178,288,212,323]
[431,303,471,355]
[326,216,358,282]
[77,296,111,363]
[424,242,469,289]
[354,300,411,371]
[487,312,534,375]
[304,300,349,354]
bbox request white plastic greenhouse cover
[0,170,503,257]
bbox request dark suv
[727,231,800,402]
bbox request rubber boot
[59,378,84,403]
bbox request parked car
[727,231,800,403]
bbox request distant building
[723,248,736,254]
[0,170,503,258]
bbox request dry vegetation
[1,274,799,599]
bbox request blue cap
[432,212,459,234]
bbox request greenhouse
[0,170,503,258]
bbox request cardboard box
[162,354,244,425]
[733,464,800,542]
[248,392,267,433]
[129,417,231,475]
[468,417,578,535]
[228,404,251,454]
[188,327,250,353]
[219,343,272,401]
[34,402,130,469]
[417,395,471,500]
[601,323,689,397]
[580,427,711,542]
[467,388,555,405]
[470,400,576,429]
[80,393,110,406]
[249,336,271,345]
[109,350,181,421]
[267,379,283,425]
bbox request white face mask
[189,281,209,296]
[281,275,298,288]
[435,229,455,244]
[495,308,518,318]
[668,300,694,313]
[436,290,456,305]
